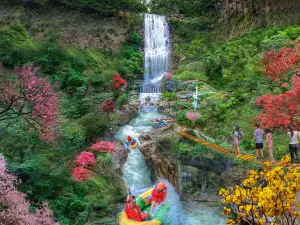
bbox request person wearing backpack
[232,125,242,155]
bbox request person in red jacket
[150,182,167,216]
[124,187,148,222]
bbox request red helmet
[127,136,132,141]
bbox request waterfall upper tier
[144,14,170,82]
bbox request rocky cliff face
[138,126,253,202]
[215,0,300,36]
[138,126,180,190]
[0,4,133,51]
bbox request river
[114,111,226,225]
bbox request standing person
[232,126,242,155]
[287,125,300,163]
[265,129,275,164]
[252,124,264,161]
[124,187,148,222]
[149,182,167,217]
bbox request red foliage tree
[74,151,96,167]
[90,141,115,152]
[0,65,59,140]
[0,155,58,225]
[112,74,126,90]
[255,75,300,129]
[72,167,92,182]
[263,41,300,82]
[99,100,115,119]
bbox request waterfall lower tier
[139,93,162,105]
[140,82,162,93]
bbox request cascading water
[140,14,170,106]
[144,14,170,82]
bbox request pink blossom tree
[0,154,59,225]
[0,65,59,140]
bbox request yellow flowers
[222,207,231,216]
[219,156,300,225]
[281,155,291,164]
[226,219,236,225]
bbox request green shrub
[162,91,177,101]
[282,26,300,40]
[116,92,129,107]
[260,34,290,51]
[80,113,110,141]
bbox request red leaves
[90,141,115,152]
[100,100,115,119]
[255,75,300,129]
[256,41,300,129]
[0,64,59,141]
[0,155,58,224]
[72,152,96,182]
[72,167,92,182]
[263,41,300,82]
[74,151,96,167]
[112,74,126,90]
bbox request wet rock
[116,105,138,126]
[111,140,130,174]
[138,127,180,190]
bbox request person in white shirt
[287,125,300,163]
[232,125,242,155]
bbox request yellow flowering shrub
[219,156,300,225]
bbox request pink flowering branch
[0,65,59,140]
[0,155,59,224]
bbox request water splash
[153,179,186,225]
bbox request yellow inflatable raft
[117,188,168,225]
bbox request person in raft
[149,182,167,217]
[124,187,148,222]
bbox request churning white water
[114,112,160,193]
[144,14,170,82]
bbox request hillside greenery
[0,11,143,224]
[173,24,300,160]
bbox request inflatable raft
[117,188,168,225]
[151,118,175,124]
[125,138,138,149]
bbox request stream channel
[114,111,226,225]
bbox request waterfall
[140,14,170,106]
[144,14,170,82]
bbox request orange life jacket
[124,203,143,222]
[151,186,167,204]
